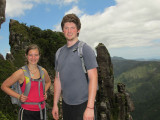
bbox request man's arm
[87,68,98,108]
[83,68,98,120]
[53,72,61,106]
[52,72,61,120]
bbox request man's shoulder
[56,44,67,56]
[57,44,67,51]
[78,41,91,50]
[81,42,94,53]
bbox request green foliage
[10,21,29,40]
[12,50,26,68]
[0,59,18,120]
[0,59,16,81]
[0,111,9,120]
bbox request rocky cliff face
[0,53,4,60]
[96,43,114,99]
[96,43,114,120]
[96,43,134,120]
[9,19,30,55]
[0,0,6,28]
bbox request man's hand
[83,107,94,120]
[52,105,59,120]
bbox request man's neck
[67,38,78,47]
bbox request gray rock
[0,0,6,28]
[0,53,4,60]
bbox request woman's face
[26,48,40,65]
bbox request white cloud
[53,6,83,31]
[54,24,62,32]
[6,0,34,17]
[65,6,83,16]
[53,0,160,50]
[6,0,78,17]
[63,0,78,4]
[78,0,160,49]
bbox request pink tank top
[21,78,45,111]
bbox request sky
[0,0,160,60]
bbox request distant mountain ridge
[111,56,127,61]
[111,56,160,62]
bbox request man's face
[63,22,80,41]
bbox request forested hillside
[112,58,160,120]
[0,59,17,120]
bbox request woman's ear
[25,54,28,58]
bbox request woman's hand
[19,94,28,102]
[44,92,47,100]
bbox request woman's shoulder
[39,66,49,76]
[9,68,24,83]
[14,69,24,77]
[41,67,47,74]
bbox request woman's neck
[27,64,38,70]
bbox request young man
[52,13,98,120]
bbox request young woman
[1,44,51,120]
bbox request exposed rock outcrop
[96,43,114,99]
[9,19,30,56]
[115,83,134,120]
[96,43,114,120]
[0,0,6,28]
[0,53,4,60]
[6,53,15,62]
[96,43,134,120]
